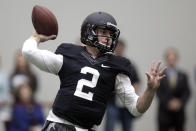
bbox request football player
[22,12,167,131]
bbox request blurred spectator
[0,56,9,104]
[9,83,45,131]
[0,56,10,131]
[104,39,140,131]
[156,47,191,131]
[10,50,38,98]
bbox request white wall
[0,0,195,131]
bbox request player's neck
[86,45,100,58]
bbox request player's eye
[102,30,111,36]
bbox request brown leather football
[32,5,58,37]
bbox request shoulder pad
[55,43,82,56]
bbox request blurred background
[0,0,195,131]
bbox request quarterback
[22,12,166,131]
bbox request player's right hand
[32,32,56,43]
[39,34,56,42]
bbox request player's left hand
[145,61,167,91]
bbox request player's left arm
[115,61,166,116]
[136,61,167,113]
[115,73,142,116]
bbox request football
[32,5,58,37]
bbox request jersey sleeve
[129,63,140,84]
[117,57,140,86]
[122,59,137,83]
[115,73,142,116]
[55,43,76,56]
[22,37,63,75]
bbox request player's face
[96,28,113,46]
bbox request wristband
[32,33,40,43]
